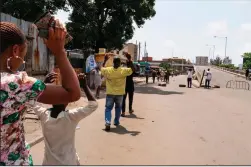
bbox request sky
[55,0,251,65]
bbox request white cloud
[240,23,251,31]
[164,40,176,48]
[244,43,251,52]
[207,21,228,36]
[237,43,251,56]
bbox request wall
[1,13,54,76]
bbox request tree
[1,0,68,22]
[242,52,251,69]
[214,56,222,66]
[159,62,171,71]
[66,0,156,52]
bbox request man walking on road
[187,68,193,88]
[205,68,212,89]
[121,53,135,117]
[101,54,133,131]
[145,65,150,84]
[245,69,249,80]
[152,69,157,83]
[164,70,170,84]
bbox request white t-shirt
[187,71,193,78]
[206,71,212,80]
[33,101,98,165]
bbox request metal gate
[226,80,250,90]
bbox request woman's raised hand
[43,19,66,56]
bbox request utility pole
[225,37,227,59]
[145,41,148,62]
[138,42,141,62]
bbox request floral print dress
[0,72,46,166]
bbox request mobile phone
[34,12,55,39]
[34,11,73,44]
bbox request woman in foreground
[0,20,80,165]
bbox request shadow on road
[125,113,145,120]
[135,86,184,95]
[103,125,141,136]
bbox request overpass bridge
[148,61,194,68]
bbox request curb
[28,135,44,147]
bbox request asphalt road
[30,75,251,165]
[195,66,251,88]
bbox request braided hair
[0,22,26,54]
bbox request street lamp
[214,36,227,59]
[206,44,215,60]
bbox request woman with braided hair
[0,21,81,165]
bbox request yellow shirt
[101,67,133,95]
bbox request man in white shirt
[187,68,193,88]
[205,68,212,89]
[34,73,98,165]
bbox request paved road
[30,75,251,165]
[196,66,251,88]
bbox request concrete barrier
[193,65,205,87]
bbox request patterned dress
[0,72,46,166]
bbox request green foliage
[242,52,251,69]
[159,62,171,71]
[1,0,68,22]
[66,0,156,51]
[211,56,222,66]
[219,64,238,70]
[242,52,251,58]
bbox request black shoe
[129,109,134,114]
[105,124,110,131]
[121,112,125,117]
[114,122,120,126]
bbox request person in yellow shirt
[101,54,134,131]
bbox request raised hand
[44,72,58,84]
[78,73,86,80]
[43,19,66,56]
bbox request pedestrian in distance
[145,66,150,84]
[101,54,133,131]
[152,69,157,83]
[93,66,102,99]
[34,73,98,165]
[245,69,249,80]
[187,68,193,88]
[164,70,170,84]
[205,68,212,89]
[157,70,161,82]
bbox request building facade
[113,43,138,61]
[162,57,187,65]
[196,56,208,66]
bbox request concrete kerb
[28,135,44,147]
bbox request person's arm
[69,74,98,122]
[102,54,109,67]
[37,20,81,104]
[33,105,47,122]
